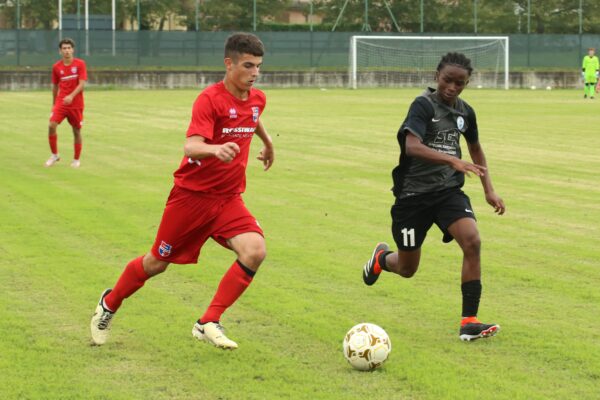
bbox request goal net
[349,36,509,89]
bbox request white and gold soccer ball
[343,323,391,371]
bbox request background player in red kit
[91,33,274,349]
[45,38,87,168]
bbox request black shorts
[391,187,476,250]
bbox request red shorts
[50,105,84,129]
[150,185,264,264]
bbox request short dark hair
[59,38,75,49]
[437,52,473,76]
[224,33,264,60]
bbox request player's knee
[389,260,418,278]
[462,234,481,257]
[143,253,169,276]
[390,250,420,278]
[240,242,266,269]
[398,265,417,278]
[249,246,267,267]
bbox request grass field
[1,87,599,400]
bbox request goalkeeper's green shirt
[582,55,599,80]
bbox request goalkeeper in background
[582,47,599,99]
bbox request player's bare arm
[63,80,86,105]
[52,84,58,106]
[405,132,486,177]
[467,141,506,215]
[183,135,240,163]
[255,120,274,171]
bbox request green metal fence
[0,30,598,69]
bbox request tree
[514,0,600,34]
[311,0,600,34]
[0,0,57,29]
[119,0,183,31]
[199,0,292,31]
[3,0,600,34]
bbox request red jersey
[51,57,87,108]
[174,81,266,195]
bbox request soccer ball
[343,323,391,371]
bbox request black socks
[461,279,482,318]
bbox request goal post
[349,36,509,90]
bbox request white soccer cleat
[70,159,81,168]
[90,289,115,345]
[192,322,238,350]
[44,154,60,167]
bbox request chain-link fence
[2,1,600,69]
[0,29,598,69]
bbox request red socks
[74,142,82,160]
[200,260,254,323]
[103,258,254,320]
[49,135,58,154]
[48,135,82,160]
[104,256,149,312]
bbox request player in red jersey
[45,38,87,168]
[91,33,275,350]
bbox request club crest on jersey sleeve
[159,241,172,257]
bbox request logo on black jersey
[456,116,466,132]
[431,130,459,156]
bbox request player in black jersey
[363,53,506,341]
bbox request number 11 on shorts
[401,227,415,247]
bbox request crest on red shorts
[159,241,172,257]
